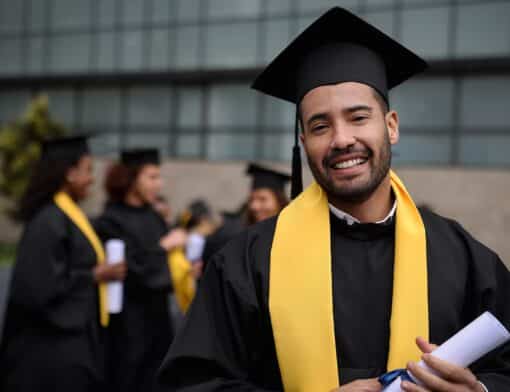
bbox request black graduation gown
[94,202,174,392]
[0,203,104,392]
[157,208,510,391]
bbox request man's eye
[353,116,368,122]
[312,125,327,132]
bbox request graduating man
[158,7,510,392]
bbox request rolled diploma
[105,239,125,314]
[186,233,206,262]
[384,311,510,392]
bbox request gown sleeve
[8,207,95,330]
[157,224,282,391]
[94,213,172,291]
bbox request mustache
[322,147,372,168]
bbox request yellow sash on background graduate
[168,249,196,313]
[270,170,428,391]
[54,191,109,327]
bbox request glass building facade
[0,0,509,166]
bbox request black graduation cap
[251,7,428,198]
[246,163,291,193]
[121,148,160,166]
[41,135,89,162]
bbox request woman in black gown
[94,148,187,392]
[0,136,126,392]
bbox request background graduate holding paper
[0,136,126,392]
[157,7,510,392]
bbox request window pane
[260,134,293,161]
[127,87,172,126]
[149,28,174,69]
[460,77,510,128]
[0,38,23,75]
[206,134,257,160]
[0,91,30,123]
[459,135,510,166]
[0,0,23,33]
[401,6,450,59]
[176,0,200,23]
[175,26,199,69]
[205,23,258,68]
[365,0,394,7]
[208,0,261,19]
[177,88,202,128]
[125,132,169,156]
[393,135,452,164]
[263,19,291,63]
[391,78,454,128]
[45,89,76,128]
[153,0,174,24]
[298,0,358,14]
[97,0,116,29]
[96,32,116,71]
[27,37,45,74]
[364,10,396,39]
[122,0,145,26]
[89,132,121,155]
[266,0,292,15]
[209,85,257,128]
[28,0,47,33]
[49,34,91,73]
[176,134,201,157]
[51,0,91,31]
[120,30,144,71]
[455,3,510,58]
[82,88,121,128]
[262,96,293,128]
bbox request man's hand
[330,378,382,391]
[93,261,127,282]
[401,337,484,392]
[160,228,188,251]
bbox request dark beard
[307,131,392,203]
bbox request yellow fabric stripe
[387,171,429,370]
[168,249,196,313]
[53,192,109,327]
[270,171,428,391]
[270,182,338,392]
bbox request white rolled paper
[186,233,206,262]
[383,311,510,392]
[105,239,125,314]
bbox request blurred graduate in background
[94,148,194,392]
[0,136,126,392]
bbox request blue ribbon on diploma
[378,369,415,387]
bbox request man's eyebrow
[343,105,373,114]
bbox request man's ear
[386,110,399,145]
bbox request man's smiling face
[300,81,399,203]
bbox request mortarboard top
[121,148,160,166]
[41,135,89,162]
[246,163,291,193]
[251,7,428,198]
[251,6,427,105]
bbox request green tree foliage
[0,95,68,202]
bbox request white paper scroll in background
[105,239,125,314]
[383,312,510,392]
[186,233,206,262]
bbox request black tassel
[290,108,303,199]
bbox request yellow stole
[269,170,428,391]
[53,192,109,327]
[167,249,196,313]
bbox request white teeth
[333,158,365,169]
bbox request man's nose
[330,125,356,150]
